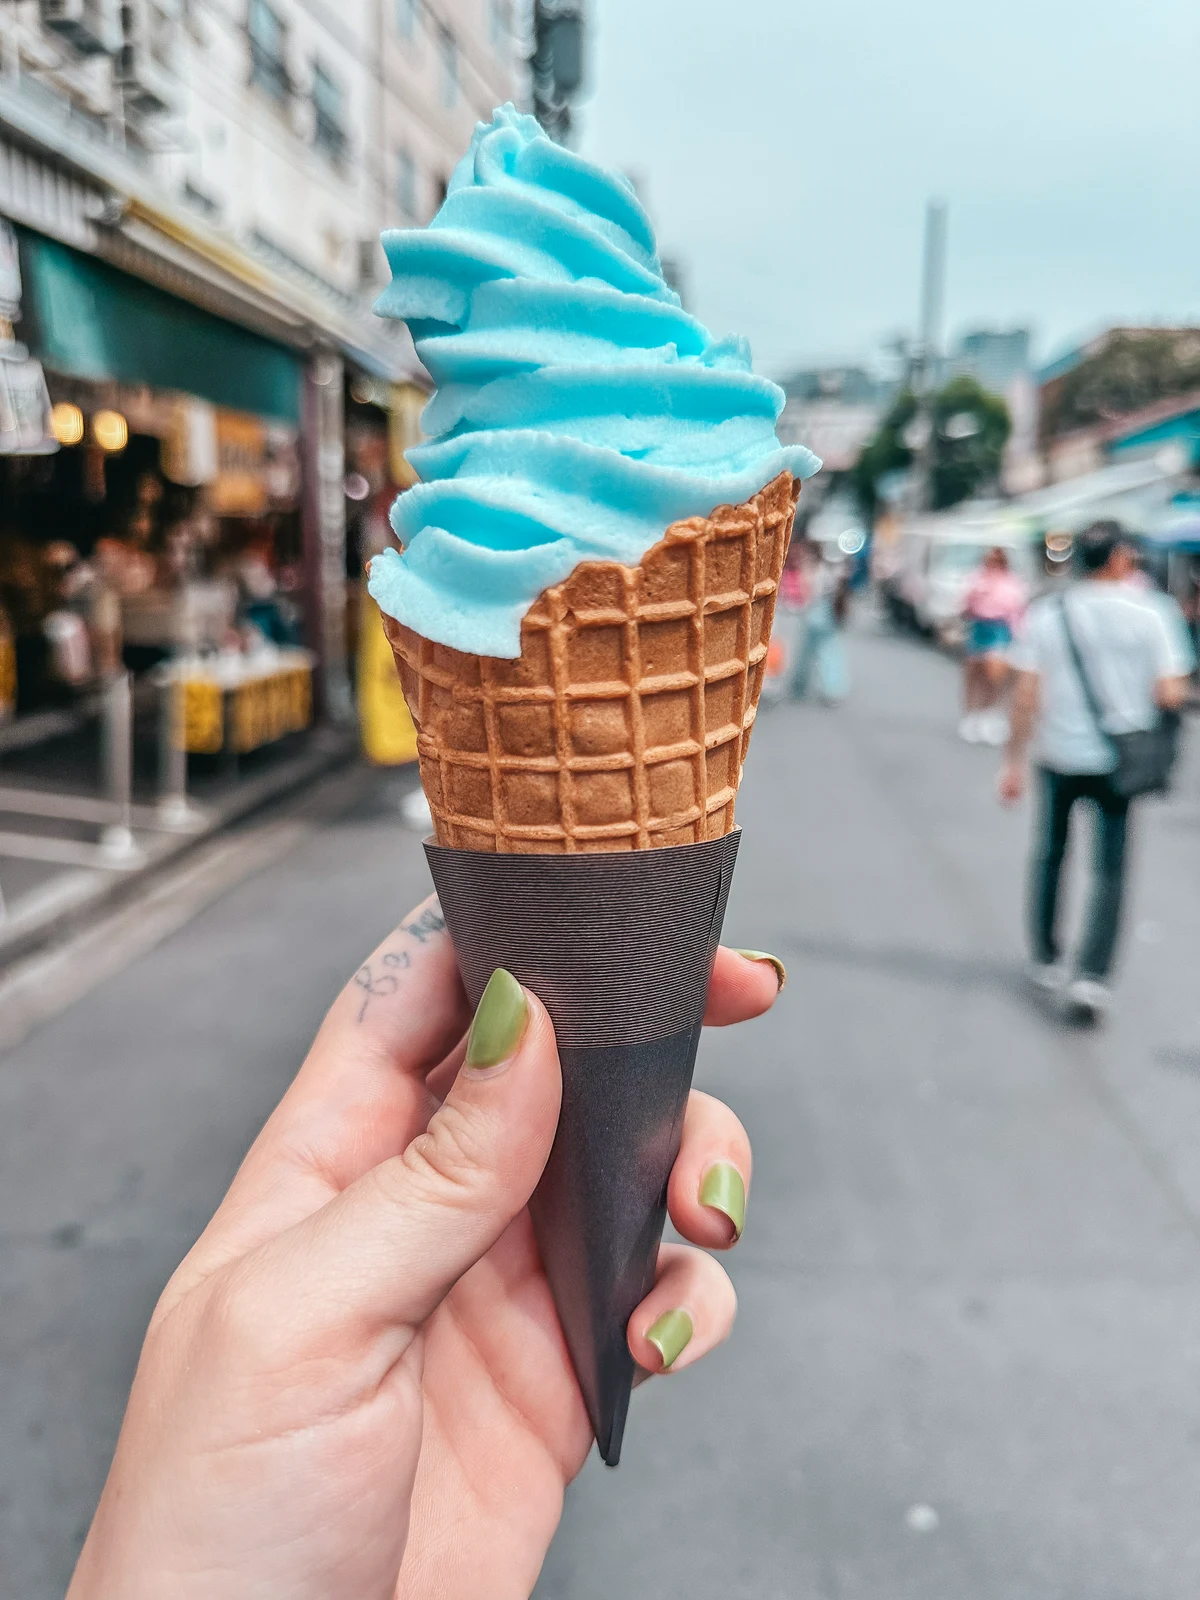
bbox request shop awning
[17,228,303,424]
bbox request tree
[928,374,1011,510]
[852,375,1010,516]
[851,389,917,519]
[1040,329,1200,441]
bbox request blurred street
[6,614,1200,1598]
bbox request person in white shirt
[999,522,1194,1020]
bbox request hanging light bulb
[92,410,129,452]
[51,403,85,446]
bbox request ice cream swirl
[368,104,820,658]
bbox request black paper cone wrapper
[425,830,740,1466]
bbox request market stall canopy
[1014,455,1190,536]
[1145,500,1200,552]
[898,456,1194,548]
[17,230,303,425]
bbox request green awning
[16,228,302,424]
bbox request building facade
[0,0,524,731]
[950,328,1031,397]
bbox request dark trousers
[1029,768,1132,980]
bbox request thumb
[243,972,561,1353]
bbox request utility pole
[907,198,948,513]
[917,199,947,395]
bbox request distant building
[781,365,890,406]
[951,328,1031,395]
[1108,393,1200,468]
[777,365,894,475]
[1036,326,1200,484]
[1035,326,1176,389]
[1038,326,1200,431]
[1044,391,1200,483]
[943,328,1038,495]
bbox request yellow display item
[0,637,15,718]
[231,667,313,752]
[180,679,223,753]
[230,679,263,753]
[358,594,418,765]
[173,655,314,754]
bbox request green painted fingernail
[700,1161,746,1241]
[464,969,528,1072]
[735,949,786,991]
[645,1308,693,1371]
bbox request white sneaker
[1066,977,1112,1019]
[981,710,1010,747]
[1029,962,1067,994]
[958,714,982,743]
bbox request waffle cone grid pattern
[386,472,798,852]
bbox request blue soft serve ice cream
[368,104,820,659]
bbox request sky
[579,0,1200,380]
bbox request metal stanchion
[98,671,143,866]
[156,667,206,832]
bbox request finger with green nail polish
[734,949,786,991]
[699,1161,746,1241]
[464,969,528,1073]
[645,1308,693,1371]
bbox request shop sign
[207,409,300,514]
[211,408,268,515]
[0,218,55,454]
[0,220,20,323]
[162,396,219,486]
[0,351,55,454]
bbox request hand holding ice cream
[68,905,779,1598]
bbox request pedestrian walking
[790,545,850,704]
[761,539,813,705]
[959,546,1028,745]
[997,522,1194,1022]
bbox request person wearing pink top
[959,546,1029,745]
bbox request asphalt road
[5,615,1200,1598]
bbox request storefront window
[0,387,305,720]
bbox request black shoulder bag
[1057,594,1181,800]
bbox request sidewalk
[0,715,358,967]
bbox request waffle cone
[381,470,799,852]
